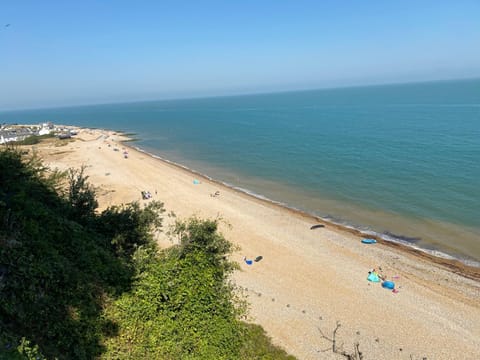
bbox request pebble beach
[31,128,480,360]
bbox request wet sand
[31,128,480,359]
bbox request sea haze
[3,78,480,263]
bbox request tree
[65,166,98,224]
[173,217,238,274]
[96,201,164,258]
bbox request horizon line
[2,75,479,113]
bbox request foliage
[103,218,241,359]
[95,201,164,259]
[0,148,295,360]
[173,217,238,273]
[16,338,47,360]
[0,148,163,359]
[65,166,98,224]
[104,217,294,360]
[104,254,239,358]
[239,323,297,360]
[15,133,55,146]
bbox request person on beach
[369,268,386,281]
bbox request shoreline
[127,142,480,279]
[28,126,480,359]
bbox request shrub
[15,133,55,146]
[96,201,164,258]
[65,166,98,224]
[0,149,295,360]
[103,218,295,360]
[0,149,162,359]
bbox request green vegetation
[15,133,55,145]
[0,148,143,359]
[0,148,295,360]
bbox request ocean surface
[2,79,480,264]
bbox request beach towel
[367,272,380,282]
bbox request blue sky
[1,0,480,109]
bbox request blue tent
[382,281,395,289]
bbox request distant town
[0,122,77,144]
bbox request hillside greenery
[15,134,55,146]
[0,148,295,360]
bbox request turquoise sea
[2,79,480,264]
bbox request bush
[0,149,295,360]
[96,201,164,258]
[103,218,295,360]
[0,149,163,359]
[173,217,237,273]
[65,166,98,224]
[15,133,55,146]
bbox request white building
[0,133,17,144]
[38,122,54,136]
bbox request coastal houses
[0,127,36,144]
[0,122,77,144]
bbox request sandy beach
[30,128,480,359]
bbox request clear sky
[1,0,480,110]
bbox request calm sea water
[2,79,480,264]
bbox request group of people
[367,266,399,293]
